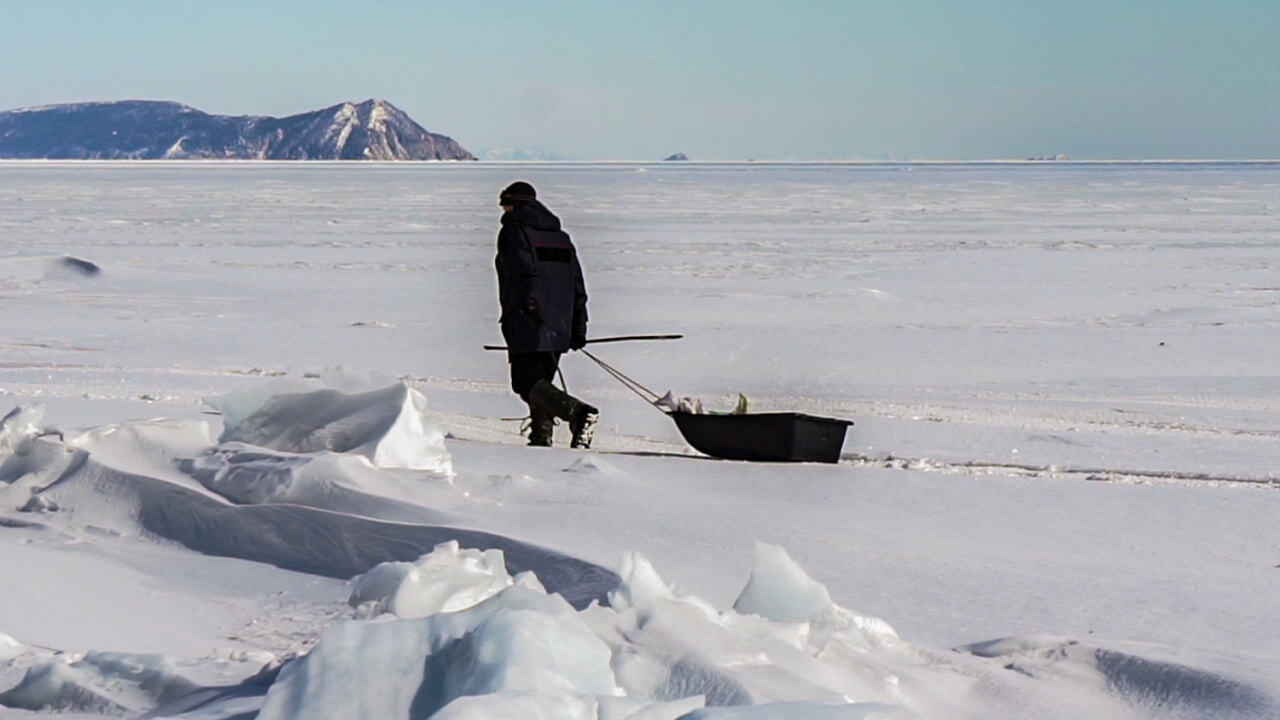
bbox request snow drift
[0,254,102,286]
[958,635,1276,718]
[213,380,453,476]
[175,380,455,513]
[0,652,196,715]
[0,383,616,609]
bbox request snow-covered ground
[1,160,1278,719]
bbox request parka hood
[501,200,562,232]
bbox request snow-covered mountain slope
[478,147,569,161]
[0,99,474,160]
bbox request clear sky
[2,1,1278,160]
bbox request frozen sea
[6,161,1280,475]
[1,161,1279,719]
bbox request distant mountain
[0,99,474,160]
[662,153,689,161]
[478,147,569,161]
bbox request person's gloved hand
[569,334,587,351]
[520,297,542,325]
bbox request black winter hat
[499,181,537,206]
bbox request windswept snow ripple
[31,455,617,610]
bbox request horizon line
[1,158,1279,166]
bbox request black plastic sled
[670,411,852,463]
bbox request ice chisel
[483,334,682,351]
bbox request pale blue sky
[2,1,1277,160]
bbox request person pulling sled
[494,181,598,448]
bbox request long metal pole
[582,334,683,345]
[483,334,682,351]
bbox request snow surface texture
[2,162,1280,719]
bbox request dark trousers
[508,351,561,402]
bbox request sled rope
[581,349,667,412]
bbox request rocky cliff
[0,99,474,160]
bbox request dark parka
[495,200,588,353]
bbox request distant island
[663,153,689,161]
[0,98,474,160]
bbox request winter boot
[525,408,554,447]
[569,405,598,450]
[529,379,599,450]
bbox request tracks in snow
[436,406,1280,489]
[841,451,1280,488]
[3,359,1276,490]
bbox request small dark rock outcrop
[0,99,474,160]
